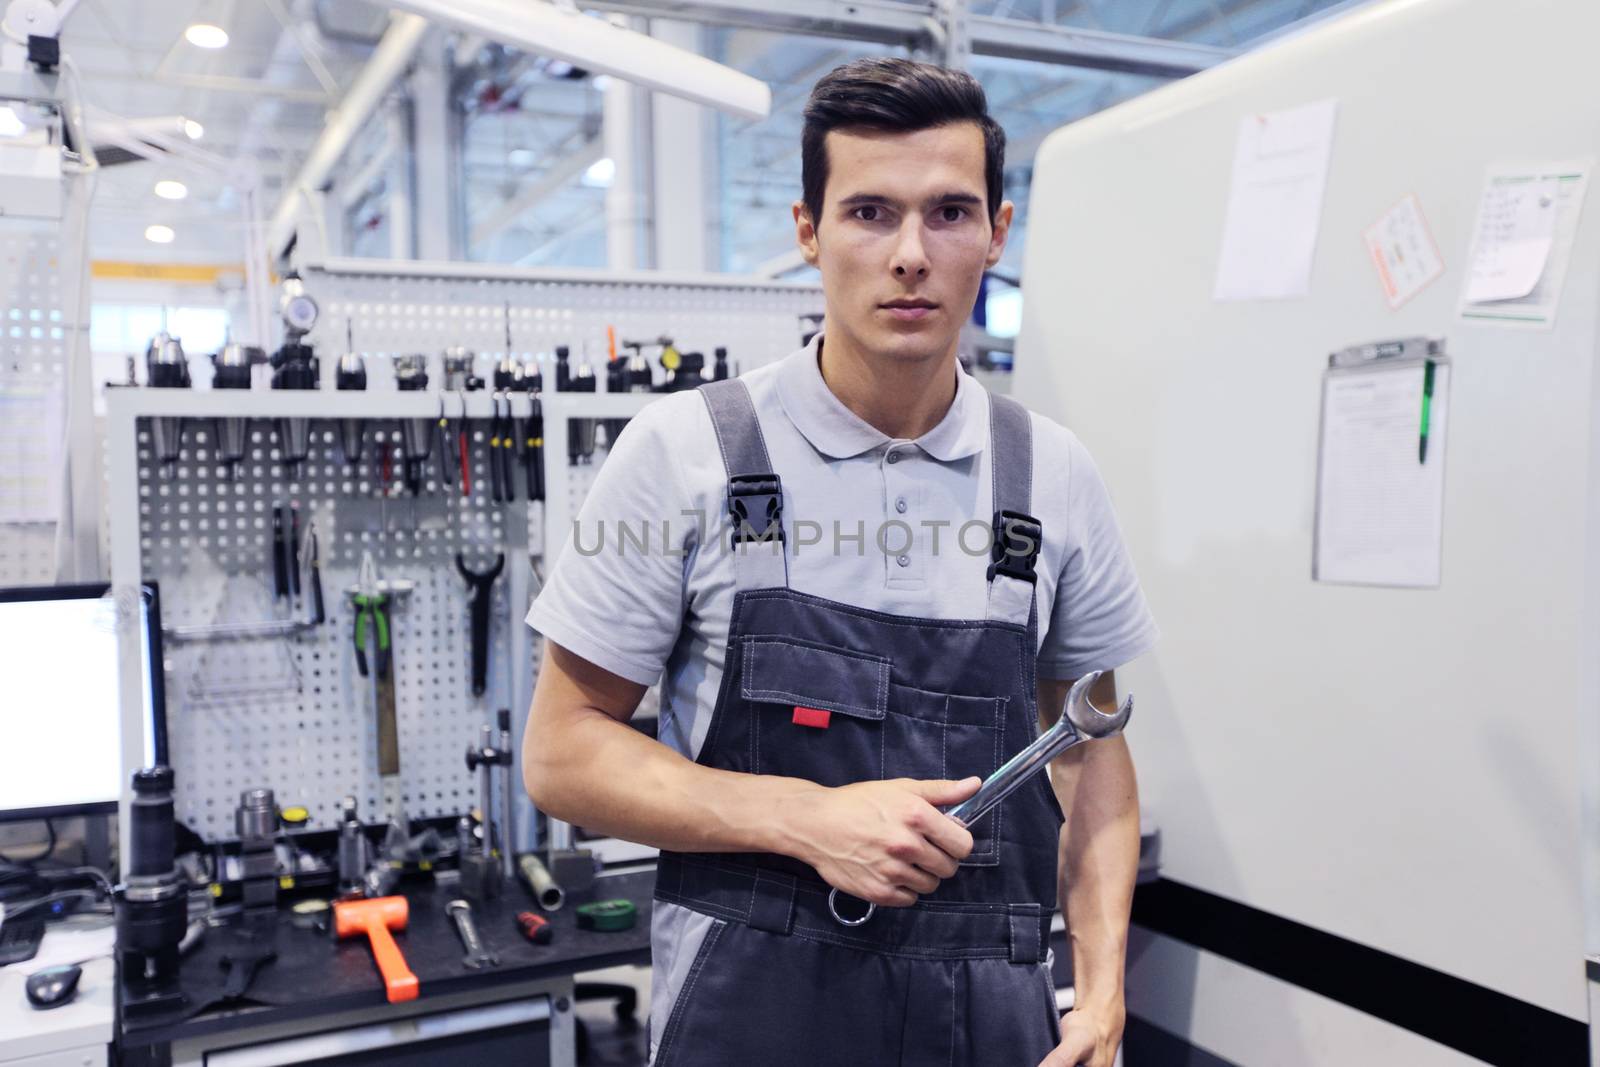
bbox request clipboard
[1312,336,1451,588]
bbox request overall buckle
[987,509,1041,584]
[728,474,785,548]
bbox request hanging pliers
[352,591,391,678]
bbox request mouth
[879,299,939,321]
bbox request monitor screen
[0,584,164,821]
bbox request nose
[890,219,929,280]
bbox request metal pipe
[267,13,430,259]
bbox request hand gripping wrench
[827,669,1134,927]
[446,899,500,968]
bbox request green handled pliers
[352,592,391,678]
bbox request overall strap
[700,379,788,591]
[985,391,1040,627]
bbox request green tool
[576,899,637,933]
[351,593,391,678]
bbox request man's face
[794,121,1012,367]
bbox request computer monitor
[0,582,167,822]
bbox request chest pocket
[739,637,1002,866]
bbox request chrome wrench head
[1062,670,1134,740]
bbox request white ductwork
[266,12,429,259]
[383,0,770,121]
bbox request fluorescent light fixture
[582,157,614,188]
[508,148,536,166]
[184,23,229,49]
[0,106,24,138]
[154,180,188,201]
[183,119,204,140]
[144,224,176,244]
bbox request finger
[868,882,918,908]
[916,807,975,863]
[905,837,960,879]
[902,775,983,807]
[887,862,940,895]
[1038,1036,1093,1067]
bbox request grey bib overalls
[652,377,1065,1065]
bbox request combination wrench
[446,898,501,968]
[828,669,1134,927]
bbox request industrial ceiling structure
[55,0,1365,272]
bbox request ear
[984,199,1015,269]
[793,201,820,266]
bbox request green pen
[1418,359,1436,465]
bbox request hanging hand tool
[519,396,544,502]
[288,506,302,601]
[487,394,507,504]
[457,391,473,499]
[499,393,518,502]
[462,723,510,900]
[351,591,391,680]
[434,397,456,491]
[303,519,325,625]
[456,553,504,696]
[826,670,1135,928]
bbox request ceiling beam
[470,135,607,247]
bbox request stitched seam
[949,962,958,1067]
[654,920,725,1067]
[738,587,1028,635]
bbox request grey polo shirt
[525,332,1158,1057]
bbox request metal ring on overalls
[827,888,875,926]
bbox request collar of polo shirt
[776,332,989,462]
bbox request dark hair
[801,57,1006,229]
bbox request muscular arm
[522,639,977,905]
[1039,671,1139,1034]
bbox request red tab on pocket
[792,706,832,729]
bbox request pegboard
[299,261,822,382]
[139,416,524,838]
[0,221,69,586]
[124,263,821,841]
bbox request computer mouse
[25,964,81,1009]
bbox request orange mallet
[334,896,419,1003]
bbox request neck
[816,332,959,441]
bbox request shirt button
[886,451,900,464]
[895,497,907,514]
[896,554,910,567]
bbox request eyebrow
[837,191,985,211]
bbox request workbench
[117,868,653,1067]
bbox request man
[523,57,1157,1067]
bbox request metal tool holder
[105,261,823,870]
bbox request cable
[0,819,57,865]
[0,888,105,923]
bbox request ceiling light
[154,180,188,201]
[0,106,24,138]
[582,157,614,189]
[184,23,229,49]
[508,148,536,167]
[183,119,204,140]
[145,225,176,244]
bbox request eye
[852,205,882,222]
[939,205,968,223]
